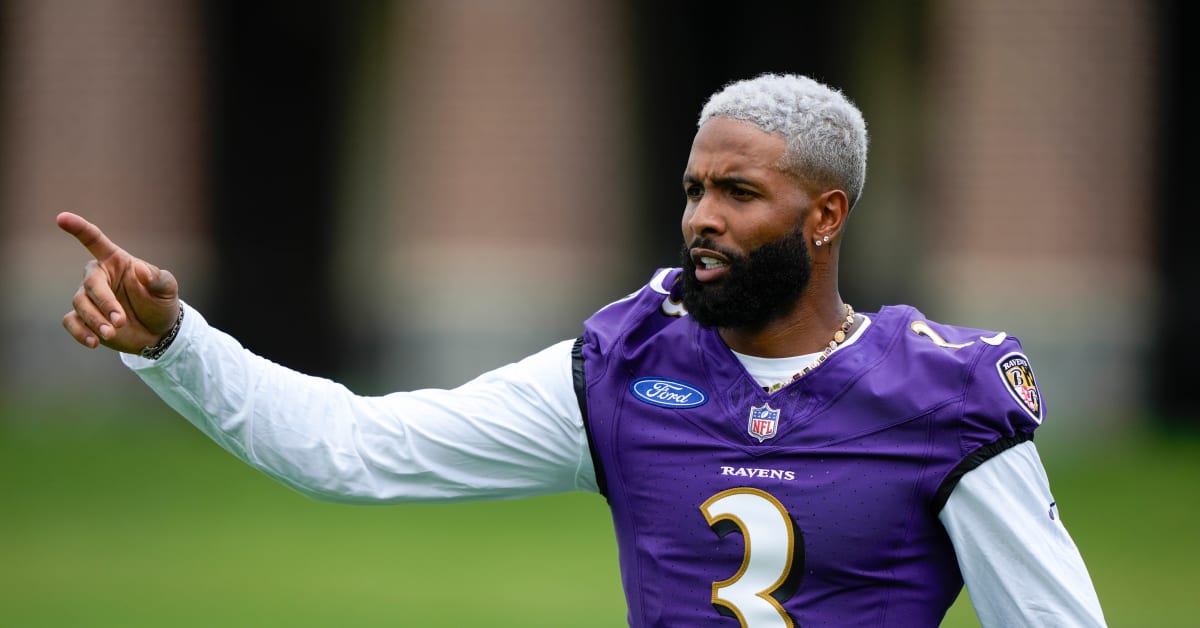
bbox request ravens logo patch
[996,352,1043,424]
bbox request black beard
[680,226,813,330]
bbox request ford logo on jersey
[630,377,708,409]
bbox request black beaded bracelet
[140,308,184,360]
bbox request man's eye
[731,188,755,199]
[685,185,703,200]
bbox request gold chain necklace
[764,303,856,393]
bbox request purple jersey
[573,269,1045,627]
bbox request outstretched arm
[57,212,596,502]
[57,211,180,355]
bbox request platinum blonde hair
[698,73,869,209]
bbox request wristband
[139,307,184,360]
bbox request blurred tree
[1152,0,1198,427]
[626,1,851,271]
[203,0,365,378]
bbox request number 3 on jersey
[701,488,805,627]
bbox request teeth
[699,256,724,270]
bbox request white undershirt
[120,303,1106,627]
[734,315,872,391]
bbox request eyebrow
[681,174,761,189]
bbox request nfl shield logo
[747,403,781,442]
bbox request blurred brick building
[0,0,1182,433]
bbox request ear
[812,189,850,244]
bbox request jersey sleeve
[961,334,1045,439]
[120,302,596,503]
[932,332,1048,512]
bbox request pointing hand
[57,212,181,354]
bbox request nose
[685,195,726,239]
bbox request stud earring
[815,239,823,247]
[823,235,830,243]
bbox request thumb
[135,261,178,299]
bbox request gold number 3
[700,488,804,627]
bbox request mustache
[684,239,740,260]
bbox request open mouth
[689,248,732,281]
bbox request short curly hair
[699,73,869,209]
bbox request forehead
[685,117,787,179]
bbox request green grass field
[2,399,1197,626]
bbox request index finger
[56,212,122,261]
